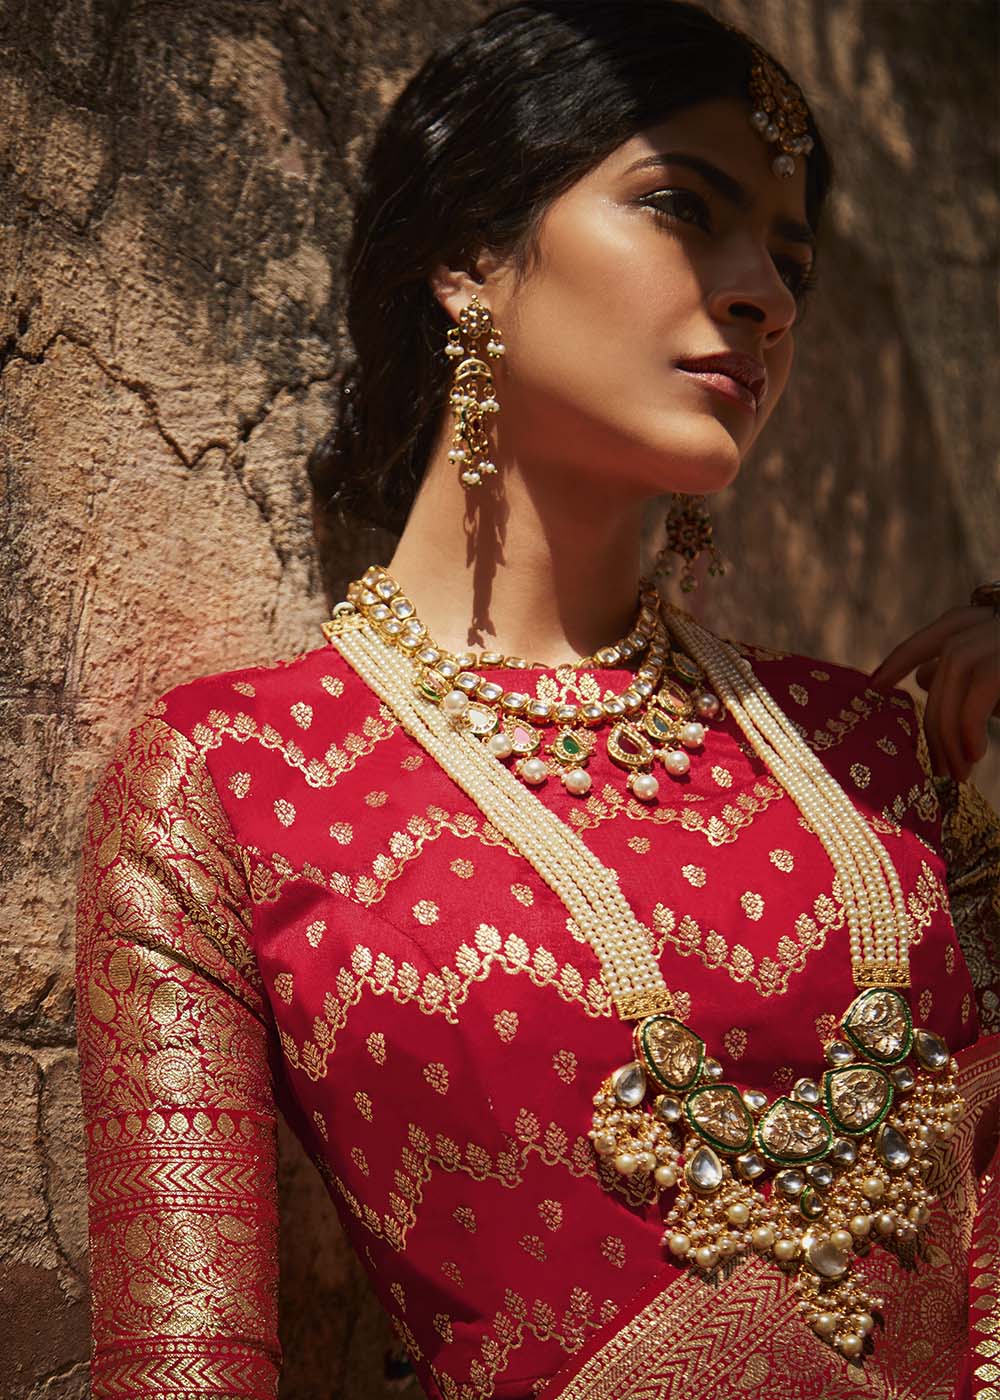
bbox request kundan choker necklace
[333,564,723,802]
[324,565,963,1367]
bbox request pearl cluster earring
[444,293,505,488]
[653,492,726,594]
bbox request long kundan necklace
[324,564,962,1365]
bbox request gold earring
[444,293,505,489]
[653,492,726,594]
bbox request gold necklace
[323,573,962,1367]
[338,564,723,801]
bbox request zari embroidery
[76,716,280,1399]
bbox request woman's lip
[676,367,757,412]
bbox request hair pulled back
[308,0,834,551]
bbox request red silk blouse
[74,625,1000,1398]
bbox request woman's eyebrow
[625,151,817,250]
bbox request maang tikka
[445,293,506,489]
[654,493,726,595]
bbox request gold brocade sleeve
[75,714,281,1398]
[912,694,1000,1035]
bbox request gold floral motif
[739,891,764,921]
[366,1031,386,1065]
[273,972,294,1004]
[599,1236,626,1268]
[681,865,707,887]
[245,804,521,911]
[520,1233,548,1262]
[289,701,313,729]
[849,762,872,789]
[228,771,251,798]
[806,691,877,753]
[188,702,394,788]
[401,752,424,770]
[305,919,326,948]
[552,1049,578,1084]
[510,882,535,906]
[768,848,794,872]
[277,926,614,1084]
[450,858,475,878]
[453,1205,477,1233]
[424,1062,450,1095]
[722,1027,747,1060]
[710,766,734,788]
[788,683,809,706]
[650,886,846,998]
[411,899,440,925]
[627,836,651,853]
[273,798,296,827]
[565,778,785,844]
[538,1199,564,1231]
[494,1010,519,1042]
[328,821,353,844]
[433,1312,454,1342]
[354,1091,373,1122]
[427,1284,619,1400]
[364,789,389,807]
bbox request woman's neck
[385,457,648,667]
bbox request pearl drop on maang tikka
[745,39,815,178]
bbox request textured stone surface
[0,1,996,1396]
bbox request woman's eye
[641,189,709,229]
[778,259,820,301]
[642,189,820,303]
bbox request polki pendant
[588,987,962,1362]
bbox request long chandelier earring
[444,293,505,489]
[653,492,726,594]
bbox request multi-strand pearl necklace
[341,565,722,803]
[324,574,962,1364]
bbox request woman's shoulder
[720,625,922,735]
[139,634,375,746]
[703,622,933,799]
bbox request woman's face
[468,96,814,500]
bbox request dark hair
[308,0,834,557]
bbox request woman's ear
[428,248,504,321]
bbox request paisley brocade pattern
[74,639,1000,1399]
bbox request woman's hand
[868,605,1000,782]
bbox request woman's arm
[75,713,281,1398]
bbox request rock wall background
[1,1,996,1395]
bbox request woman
[75,3,1000,1397]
